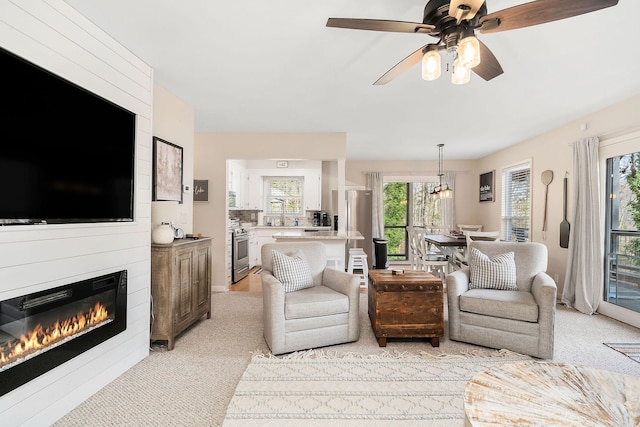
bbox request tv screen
[0,46,136,225]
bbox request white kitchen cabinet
[248,229,258,268]
[228,160,248,208]
[304,170,321,211]
[256,236,275,266]
[228,160,239,192]
[225,230,232,285]
[247,173,263,210]
[255,227,277,266]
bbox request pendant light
[451,58,471,85]
[421,45,441,81]
[457,30,481,68]
[430,144,453,199]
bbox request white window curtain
[366,172,385,239]
[562,137,603,314]
[441,171,456,232]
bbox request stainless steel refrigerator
[334,190,373,269]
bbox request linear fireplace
[0,270,127,396]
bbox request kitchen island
[271,230,364,270]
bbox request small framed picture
[276,161,288,168]
[479,171,494,202]
[194,180,209,202]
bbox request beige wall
[152,84,195,233]
[194,133,347,289]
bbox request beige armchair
[446,241,557,359]
[260,242,360,355]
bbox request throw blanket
[223,350,530,426]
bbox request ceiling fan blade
[479,0,618,34]
[449,0,485,21]
[326,18,434,34]
[374,45,426,85]
[472,40,503,81]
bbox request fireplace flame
[0,302,109,368]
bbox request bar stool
[347,248,369,288]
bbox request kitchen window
[265,176,304,216]
[501,161,531,242]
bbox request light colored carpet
[54,291,640,427]
[222,350,531,426]
[604,343,640,363]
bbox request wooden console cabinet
[368,270,443,347]
[151,237,212,350]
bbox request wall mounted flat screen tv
[0,46,136,225]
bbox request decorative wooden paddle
[541,170,553,240]
[560,172,570,248]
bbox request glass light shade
[451,59,471,85]
[440,186,453,199]
[421,49,441,81]
[457,35,481,68]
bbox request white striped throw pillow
[271,249,314,292]
[469,247,517,291]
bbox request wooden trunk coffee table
[368,269,444,347]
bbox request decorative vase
[152,223,174,244]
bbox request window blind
[265,177,304,216]
[501,163,531,242]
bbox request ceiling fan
[326,0,619,85]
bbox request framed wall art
[193,179,209,202]
[153,137,183,203]
[479,170,495,202]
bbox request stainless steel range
[231,228,249,283]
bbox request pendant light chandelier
[431,143,453,200]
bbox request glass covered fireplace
[0,270,127,396]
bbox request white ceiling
[66,0,640,160]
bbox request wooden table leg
[429,337,440,347]
[377,337,387,347]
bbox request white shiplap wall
[0,1,152,425]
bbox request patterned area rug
[604,343,640,363]
[222,350,531,426]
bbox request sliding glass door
[604,152,640,313]
[383,180,440,261]
[383,183,409,260]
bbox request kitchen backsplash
[229,210,313,227]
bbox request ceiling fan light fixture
[451,59,471,85]
[421,47,441,81]
[457,32,481,68]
